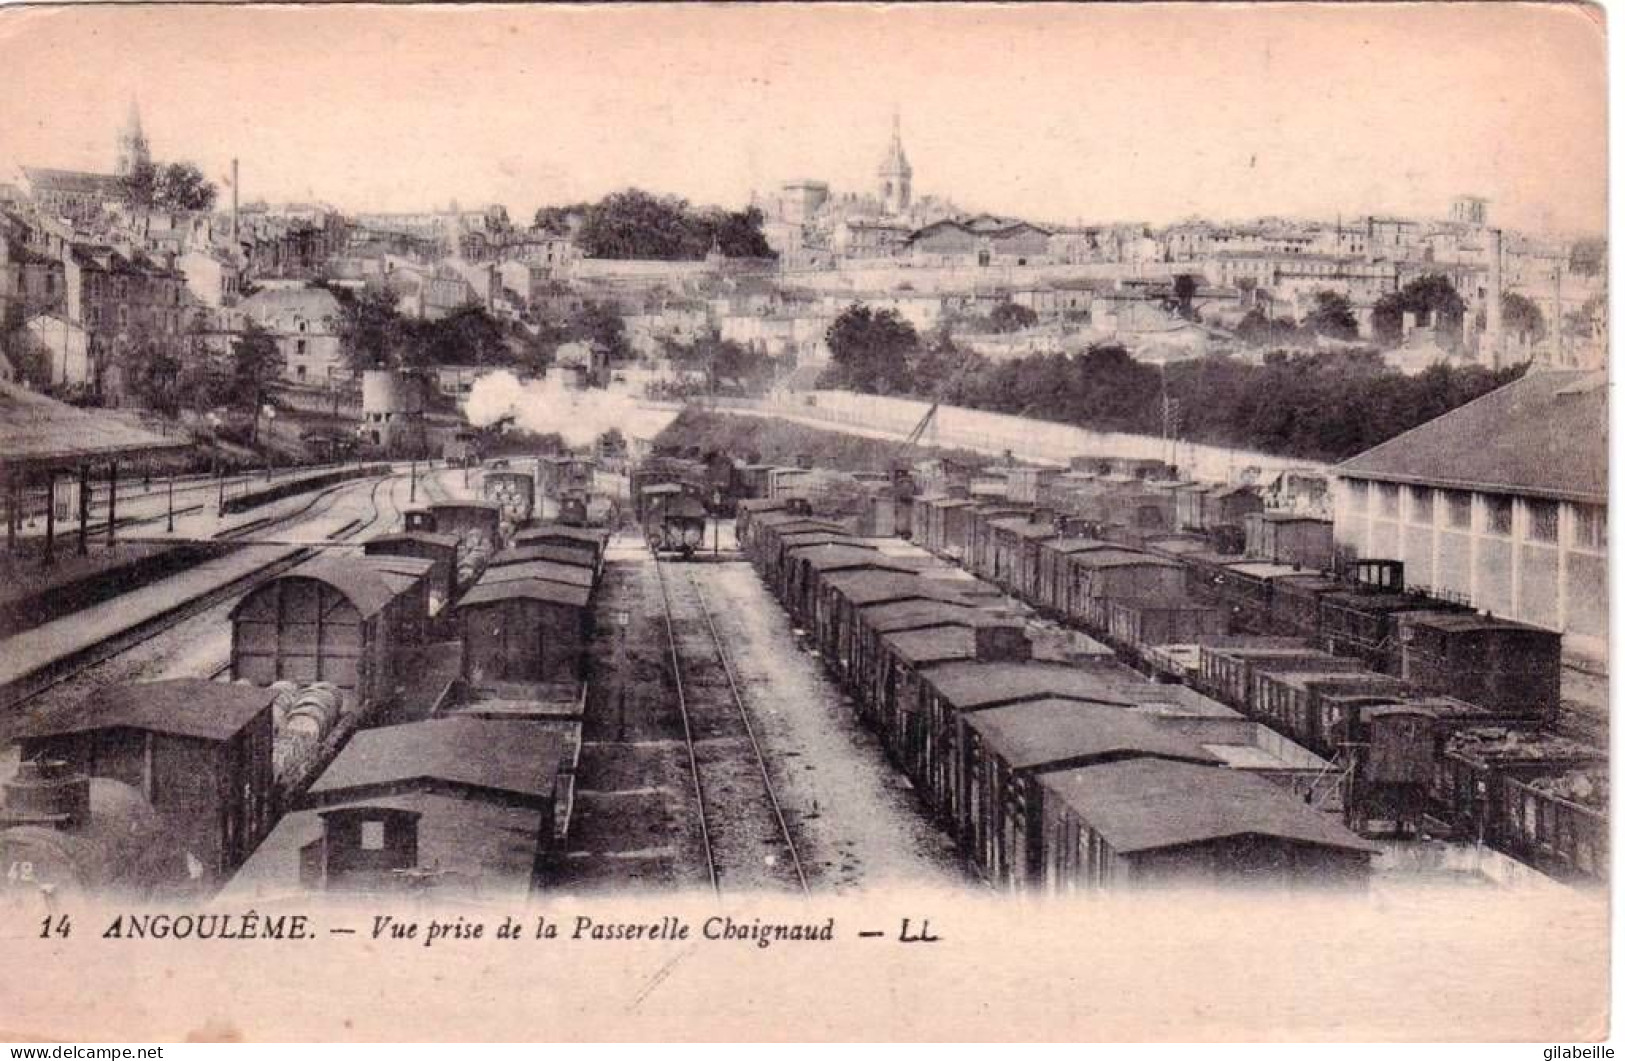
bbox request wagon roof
[788,544,919,573]
[881,626,978,665]
[490,544,598,569]
[1223,561,1314,579]
[365,530,461,551]
[16,679,275,743]
[779,530,869,549]
[860,599,984,631]
[968,699,1220,771]
[1144,537,1211,555]
[430,500,502,513]
[923,660,1152,710]
[456,578,592,609]
[1068,550,1175,570]
[233,555,426,621]
[512,523,609,545]
[306,717,574,805]
[1262,669,1401,693]
[1318,590,1451,611]
[1042,538,1120,555]
[824,571,970,606]
[1039,758,1380,855]
[476,560,596,588]
[1396,611,1555,636]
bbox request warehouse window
[1408,486,1434,525]
[1527,499,1560,543]
[1484,495,1513,536]
[1444,491,1473,530]
[1572,504,1607,551]
[1377,483,1400,519]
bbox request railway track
[1,473,402,715]
[652,553,809,895]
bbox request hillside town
[0,103,1605,467]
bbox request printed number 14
[39,915,70,939]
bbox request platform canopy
[0,382,189,474]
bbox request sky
[0,3,1607,235]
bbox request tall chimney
[231,158,240,244]
[1484,228,1504,368]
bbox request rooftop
[17,679,274,743]
[1334,370,1606,504]
[969,699,1220,771]
[304,717,575,808]
[1039,758,1379,855]
[0,382,189,471]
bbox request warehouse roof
[305,717,574,808]
[17,679,275,743]
[968,699,1220,771]
[1040,758,1379,855]
[1334,369,1606,504]
[0,382,189,470]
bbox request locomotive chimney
[1,759,91,829]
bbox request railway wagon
[1064,551,1186,633]
[1033,538,1124,619]
[511,523,610,562]
[935,497,981,562]
[985,514,1057,599]
[962,700,1221,889]
[1316,591,1468,674]
[847,598,988,726]
[456,573,594,687]
[490,543,601,581]
[1193,640,1325,709]
[230,555,433,710]
[417,501,504,583]
[630,456,710,521]
[1394,611,1563,719]
[483,468,538,532]
[1434,727,1608,882]
[1244,512,1335,571]
[967,504,1031,584]
[749,515,847,586]
[363,530,460,614]
[1101,594,1228,658]
[1038,758,1377,893]
[645,492,708,558]
[13,679,279,884]
[820,571,981,695]
[1211,563,1330,636]
[0,759,189,901]
[784,543,913,630]
[1197,484,1265,533]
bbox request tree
[336,285,407,371]
[1372,274,1465,347]
[403,305,510,368]
[119,159,218,212]
[548,189,778,261]
[567,301,631,363]
[155,162,218,212]
[1501,292,1546,345]
[1173,274,1199,320]
[230,321,284,443]
[821,304,920,395]
[988,301,1039,333]
[1305,291,1359,340]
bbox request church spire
[877,108,912,216]
[117,96,152,177]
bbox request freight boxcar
[1395,611,1563,719]
[963,700,1221,889]
[1317,591,1467,674]
[1244,512,1335,571]
[420,501,505,579]
[456,574,594,687]
[364,530,460,614]
[1038,759,1377,892]
[230,555,433,710]
[483,468,537,531]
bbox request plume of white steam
[464,368,670,448]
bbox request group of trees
[119,159,219,213]
[658,334,777,397]
[329,284,630,376]
[533,189,774,260]
[1371,274,1466,345]
[816,303,1526,463]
